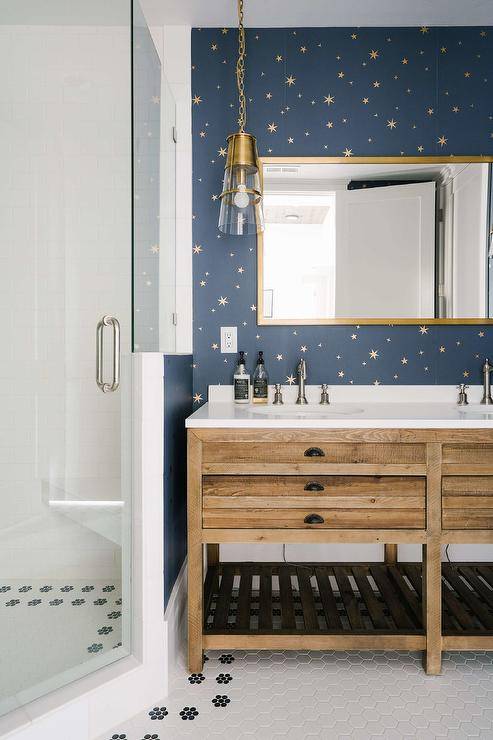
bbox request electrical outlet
[220,326,237,353]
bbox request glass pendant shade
[218,132,264,236]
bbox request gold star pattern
[437,135,448,147]
[373,80,381,88]
[193,244,203,254]
[267,122,278,133]
[369,50,379,60]
[362,97,369,104]
[420,26,429,34]
[402,58,409,65]
[323,94,335,105]
[369,349,379,359]
[275,54,283,62]
[343,147,353,157]
[193,393,203,404]
[286,375,296,385]
[217,296,228,306]
[387,118,397,129]
[285,75,296,86]
[192,94,202,105]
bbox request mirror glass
[258,160,492,324]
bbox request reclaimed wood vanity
[187,398,493,675]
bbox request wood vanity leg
[187,431,204,673]
[207,544,220,567]
[423,442,442,675]
[384,544,397,565]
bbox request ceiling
[140,0,493,28]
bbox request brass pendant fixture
[218,0,264,236]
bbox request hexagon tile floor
[99,649,493,739]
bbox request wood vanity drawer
[203,475,426,529]
[442,476,493,529]
[442,444,493,473]
[201,441,426,472]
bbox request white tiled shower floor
[100,649,493,740]
[0,580,122,703]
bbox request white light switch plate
[220,326,237,353]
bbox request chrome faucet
[295,358,308,404]
[481,358,493,405]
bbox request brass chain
[236,0,246,132]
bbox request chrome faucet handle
[273,383,284,405]
[320,384,330,405]
[456,384,469,406]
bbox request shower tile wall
[133,7,162,352]
[0,24,131,579]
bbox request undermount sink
[251,403,364,417]
[455,404,493,416]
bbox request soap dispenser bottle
[233,350,250,404]
[252,351,269,404]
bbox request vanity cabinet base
[187,428,493,675]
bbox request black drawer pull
[304,447,325,457]
[304,513,325,524]
[304,481,325,492]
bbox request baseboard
[164,558,187,675]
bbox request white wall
[150,25,193,353]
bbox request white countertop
[186,385,493,429]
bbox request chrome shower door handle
[96,315,121,393]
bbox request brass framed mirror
[257,156,493,325]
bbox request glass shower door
[0,0,133,715]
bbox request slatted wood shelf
[203,562,493,637]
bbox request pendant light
[218,0,264,236]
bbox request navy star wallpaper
[191,26,493,405]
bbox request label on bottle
[234,377,249,400]
[253,379,268,399]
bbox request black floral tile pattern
[103,585,115,593]
[82,585,94,592]
[28,599,42,606]
[60,585,74,592]
[109,735,127,740]
[94,598,107,606]
[18,585,32,592]
[148,706,168,720]
[0,586,11,593]
[98,625,113,635]
[188,672,205,684]
[179,706,199,721]
[6,599,19,606]
[49,598,63,606]
[141,735,160,740]
[72,598,85,606]
[212,694,231,708]
[40,586,52,592]
[219,653,234,664]
[87,643,103,653]
[108,610,121,619]
[216,673,233,685]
